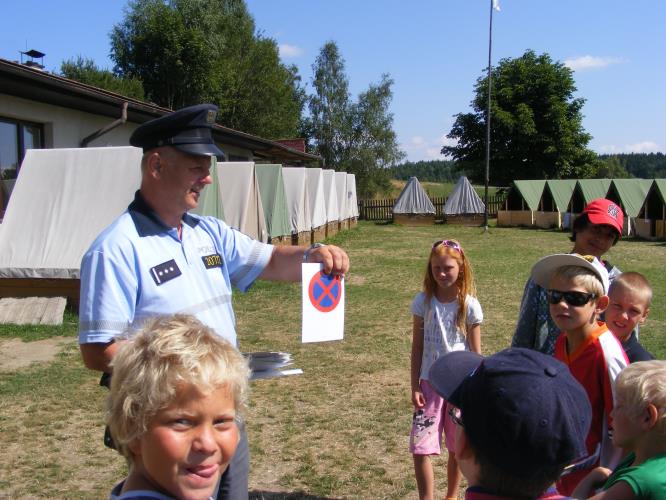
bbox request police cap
[130,104,226,159]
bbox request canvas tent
[282,167,311,244]
[322,169,339,238]
[535,179,577,229]
[606,179,652,236]
[346,173,359,228]
[255,164,291,244]
[497,180,545,227]
[442,176,485,225]
[305,168,328,243]
[0,147,142,304]
[570,179,612,213]
[636,179,666,239]
[335,172,349,230]
[209,162,267,242]
[393,176,435,225]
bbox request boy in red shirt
[531,253,628,495]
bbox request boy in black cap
[78,103,350,500]
[428,348,592,499]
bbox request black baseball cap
[428,347,592,478]
[130,103,226,159]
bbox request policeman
[78,104,350,499]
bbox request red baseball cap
[582,198,623,235]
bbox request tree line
[59,0,402,197]
[58,3,664,195]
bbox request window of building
[1,117,44,215]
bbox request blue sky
[3,0,664,162]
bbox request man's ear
[146,152,162,178]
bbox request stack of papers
[244,351,303,380]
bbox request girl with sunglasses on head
[512,198,625,356]
[409,239,483,500]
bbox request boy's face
[610,395,644,450]
[572,223,617,258]
[605,287,649,341]
[548,275,604,333]
[130,383,238,500]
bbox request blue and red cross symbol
[308,271,342,313]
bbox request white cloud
[564,55,625,71]
[401,135,458,162]
[597,141,661,154]
[278,43,303,58]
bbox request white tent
[393,177,435,214]
[0,147,142,279]
[334,171,349,221]
[282,167,311,234]
[443,176,485,215]
[322,169,340,224]
[346,173,359,218]
[209,161,267,242]
[305,168,327,229]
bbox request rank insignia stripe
[202,253,223,269]
[150,259,182,285]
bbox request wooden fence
[357,195,506,221]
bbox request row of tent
[500,178,666,239]
[0,147,359,284]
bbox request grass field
[1,222,665,498]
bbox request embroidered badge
[150,259,182,285]
[201,253,223,269]
[206,109,216,124]
[607,203,620,220]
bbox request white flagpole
[484,0,494,231]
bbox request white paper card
[301,263,345,343]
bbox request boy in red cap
[512,198,625,355]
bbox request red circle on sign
[308,271,342,313]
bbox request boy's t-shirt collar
[562,321,607,363]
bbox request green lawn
[1,222,664,498]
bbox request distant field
[386,179,501,199]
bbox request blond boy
[107,314,250,500]
[531,253,629,496]
[573,360,666,499]
[606,272,655,363]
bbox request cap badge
[607,203,620,219]
[206,110,216,124]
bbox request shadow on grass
[250,492,341,500]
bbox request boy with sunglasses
[531,253,629,496]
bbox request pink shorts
[409,379,457,455]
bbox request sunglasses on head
[546,289,597,307]
[433,239,463,254]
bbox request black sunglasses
[546,289,597,307]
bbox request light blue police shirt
[78,192,273,347]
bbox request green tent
[570,179,612,212]
[192,156,225,220]
[542,179,577,212]
[255,164,291,239]
[506,180,546,211]
[640,179,666,218]
[608,179,652,218]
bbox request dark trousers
[217,424,249,500]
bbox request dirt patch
[0,337,76,372]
